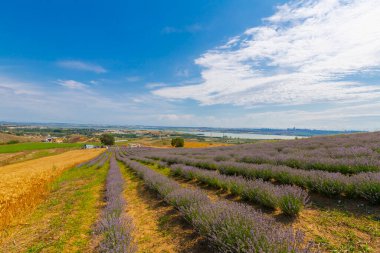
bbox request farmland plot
[0,152,109,252]
[0,149,103,230]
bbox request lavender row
[96,155,136,253]
[117,155,311,252]
[92,152,110,169]
[76,151,109,168]
[235,153,379,174]
[151,155,380,204]
[132,156,167,169]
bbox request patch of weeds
[26,242,47,253]
[23,163,108,252]
[314,235,332,250]
[333,232,373,253]
[158,214,172,235]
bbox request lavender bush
[186,201,308,253]
[77,152,109,168]
[96,155,136,253]
[351,172,380,203]
[170,164,308,215]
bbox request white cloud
[57,60,107,73]
[154,0,380,107]
[145,82,168,89]
[242,102,380,130]
[158,114,194,121]
[56,79,88,90]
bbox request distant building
[82,144,95,149]
[128,143,141,148]
[44,136,63,143]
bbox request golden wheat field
[0,149,103,229]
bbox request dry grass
[0,148,74,166]
[0,133,41,144]
[184,141,232,148]
[0,149,103,230]
[0,153,22,165]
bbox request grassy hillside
[0,132,41,144]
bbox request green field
[0,142,85,153]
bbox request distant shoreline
[0,121,363,137]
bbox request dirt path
[120,162,209,253]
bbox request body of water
[180,131,304,140]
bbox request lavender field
[115,132,380,252]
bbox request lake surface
[179,131,304,140]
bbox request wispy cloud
[154,0,380,107]
[0,77,42,95]
[145,82,168,89]
[125,76,141,82]
[56,79,89,90]
[0,74,178,125]
[162,23,203,34]
[158,114,194,121]
[175,69,190,78]
[57,60,107,73]
[162,26,181,34]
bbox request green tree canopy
[171,137,184,147]
[100,133,115,145]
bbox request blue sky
[1,0,380,130]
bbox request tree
[171,137,184,147]
[100,133,115,145]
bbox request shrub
[352,172,380,204]
[171,137,184,147]
[6,140,19,144]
